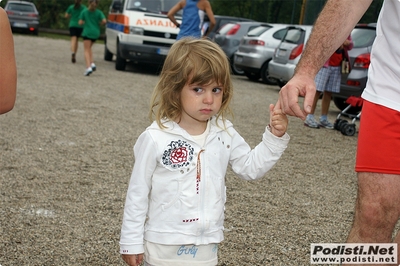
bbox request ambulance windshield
[126,0,181,14]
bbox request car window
[218,19,236,28]
[7,3,35,12]
[351,28,376,48]
[247,25,272,37]
[217,23,235,35]
[283,28,305,44]
[272,28,288,41]
[247,25,260,32]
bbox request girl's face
[178,80,223,131]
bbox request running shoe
[319,119,334,129]
[71,53,76,63]
[304,117,320,128]
[84,67,93,76]
[91,63,96,71]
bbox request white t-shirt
[362,0,400,112]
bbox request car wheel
[260,61,277,85]
[115,40,126,71]
[333,97,361,114]
[104,38,113,61]
[244,71,260,82]
[230,56,244,75]
[277,80,286,88]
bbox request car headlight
[130,27,144,35]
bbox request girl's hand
[269,103,288,137]
[122,253,144,266]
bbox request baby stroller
[333,96,363,136]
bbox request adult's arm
[201,0,215,37]
[0,7,17,114]
[277,0,372,119]
[167,0,184,28]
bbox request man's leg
[346,172,400,265]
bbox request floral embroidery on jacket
[162,140,194,169]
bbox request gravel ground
[0,34,360,266]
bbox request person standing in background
[0,6,17,114]
[304,35,353,129]
[167,0,216,40]
[79,0,106,76]
[65,0,87,63]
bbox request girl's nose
[203,92,214,104]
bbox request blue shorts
[315,66,341,93]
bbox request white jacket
[120,118,290,254]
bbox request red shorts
[355,100,400,174]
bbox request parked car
[203,15,254,40]
[267,25,314,87]
[212,21,263,75]
[332,23,377,111]
[233,24,290,84]
[4,0,40,35]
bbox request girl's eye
[213,87,223,93]
[193,87,203,93]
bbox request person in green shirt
[65,0,87,63]
[79,0,106,76]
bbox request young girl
[65,0,86,63]
[120,38,289,266]
[78,0,106,76]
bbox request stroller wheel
[341,123,356,136]
[334,119,346,130]
[338,120,348,131]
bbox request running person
[65,0,86,63]
[78,0,106,76]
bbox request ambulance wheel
[341,123,356,136]
[115,41,126,71]
[104,38,113,61]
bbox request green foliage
[1,0,382,30]
[210,0,382,25]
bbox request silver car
[332,23,376,111]
[233,24,289,84]
[213,21,263,75]
[268,25,313,87]
[4,0,40,35]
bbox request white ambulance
[104,0,181,71]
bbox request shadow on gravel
[124,62,163,76]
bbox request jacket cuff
[120,243,144,255]
[262,126,290,151]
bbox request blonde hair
[149,37,233,128]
